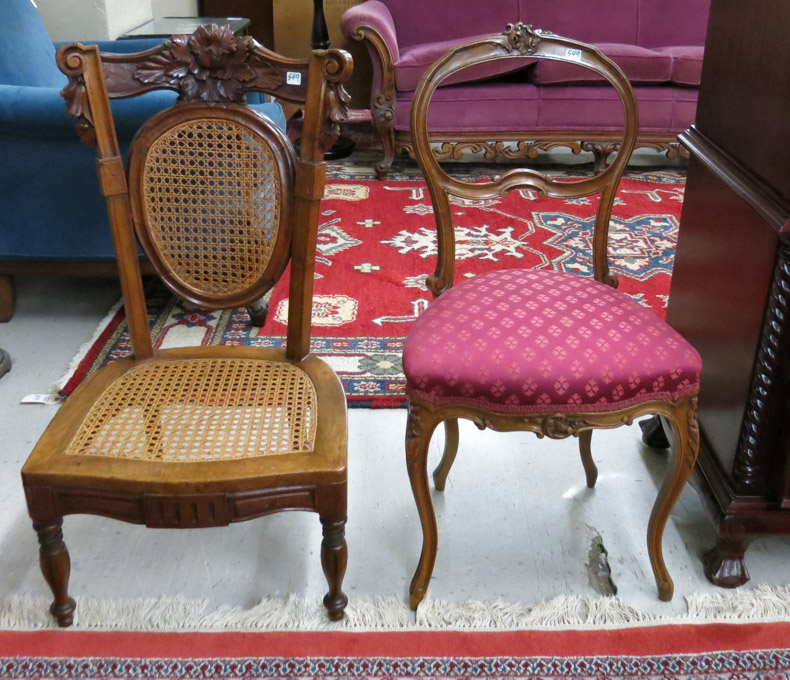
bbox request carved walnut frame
[22,29,354,626]
[59,26,352,326]
[350,23,688,179]
[404,24,701,609]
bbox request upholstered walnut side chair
[21,26,353,625]
[403,24,701,609]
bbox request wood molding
[680,126,790,235]
[396,130,684,173]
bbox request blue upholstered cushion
[0,0,65,88]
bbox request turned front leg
[34,520,76,627]
[320,517,348,621]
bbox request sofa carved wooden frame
[351,23,689,180]
[404,24,701,609]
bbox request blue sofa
[0,0,286,320]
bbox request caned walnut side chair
[403,24,702,609]
[21,25,353,625]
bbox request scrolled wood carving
[473,413,597,439]
[58,46,96,146]
[372,93,395,127]
[318,49,354,152]
[503,22,549,55]
[134,24,283,102]
[733,238,790,492]
[399,139,583,163]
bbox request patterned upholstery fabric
[403,269,701,413]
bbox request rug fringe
[2,586,789,631]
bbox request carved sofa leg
[0,274,16,322]
[247,297,269,327]
[372,96,396,180]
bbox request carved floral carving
[503,22,546,55]
[134,24,283,102]
[321,80,352,152]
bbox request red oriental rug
[59,165,685,407]
[2,624,790,679]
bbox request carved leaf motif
[250,63,284,91]
[321,81,352,152]
[61,75,96,146]
[133,24,282,103]
[547,416,591,439]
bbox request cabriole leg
[647,398,700,601]
[432,418,459,491]
[578,429,598,488]
[406,401,440,609]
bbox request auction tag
[286,71,302,86]
[21,393,62,405]
[565,48,583,61]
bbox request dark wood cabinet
[665,0,790,586]
[200,0,274,47]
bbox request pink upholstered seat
[404,269,701,413]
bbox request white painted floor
[1,275,790,623]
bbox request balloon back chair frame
[21,26,353,625]
[405,23,700,609]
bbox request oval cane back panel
[65,358,317,462]
[130,107,293,307]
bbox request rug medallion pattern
[62,162,685,407]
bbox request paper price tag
[286,72,302,86]
[21,393,62,405]
[565,48,583,61]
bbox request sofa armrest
[0,84,178,139]
[53,38,164,54]
[341,0,399,64]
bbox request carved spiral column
[733,236,790,493]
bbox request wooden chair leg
[319,516,348,621]
[578,429,598,488]
[247,297,269,327]
[647,397,700,601]
[34,520,76,627]
[432,418,459,491]
[406,401,440,610]
[0,274,16,322]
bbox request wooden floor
[2,275,789,620]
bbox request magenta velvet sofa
[341,0,709,178]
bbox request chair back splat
[403,23,702,610]
[410,23,638,297]
[20,26,353,627]
[57,27,352,359]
